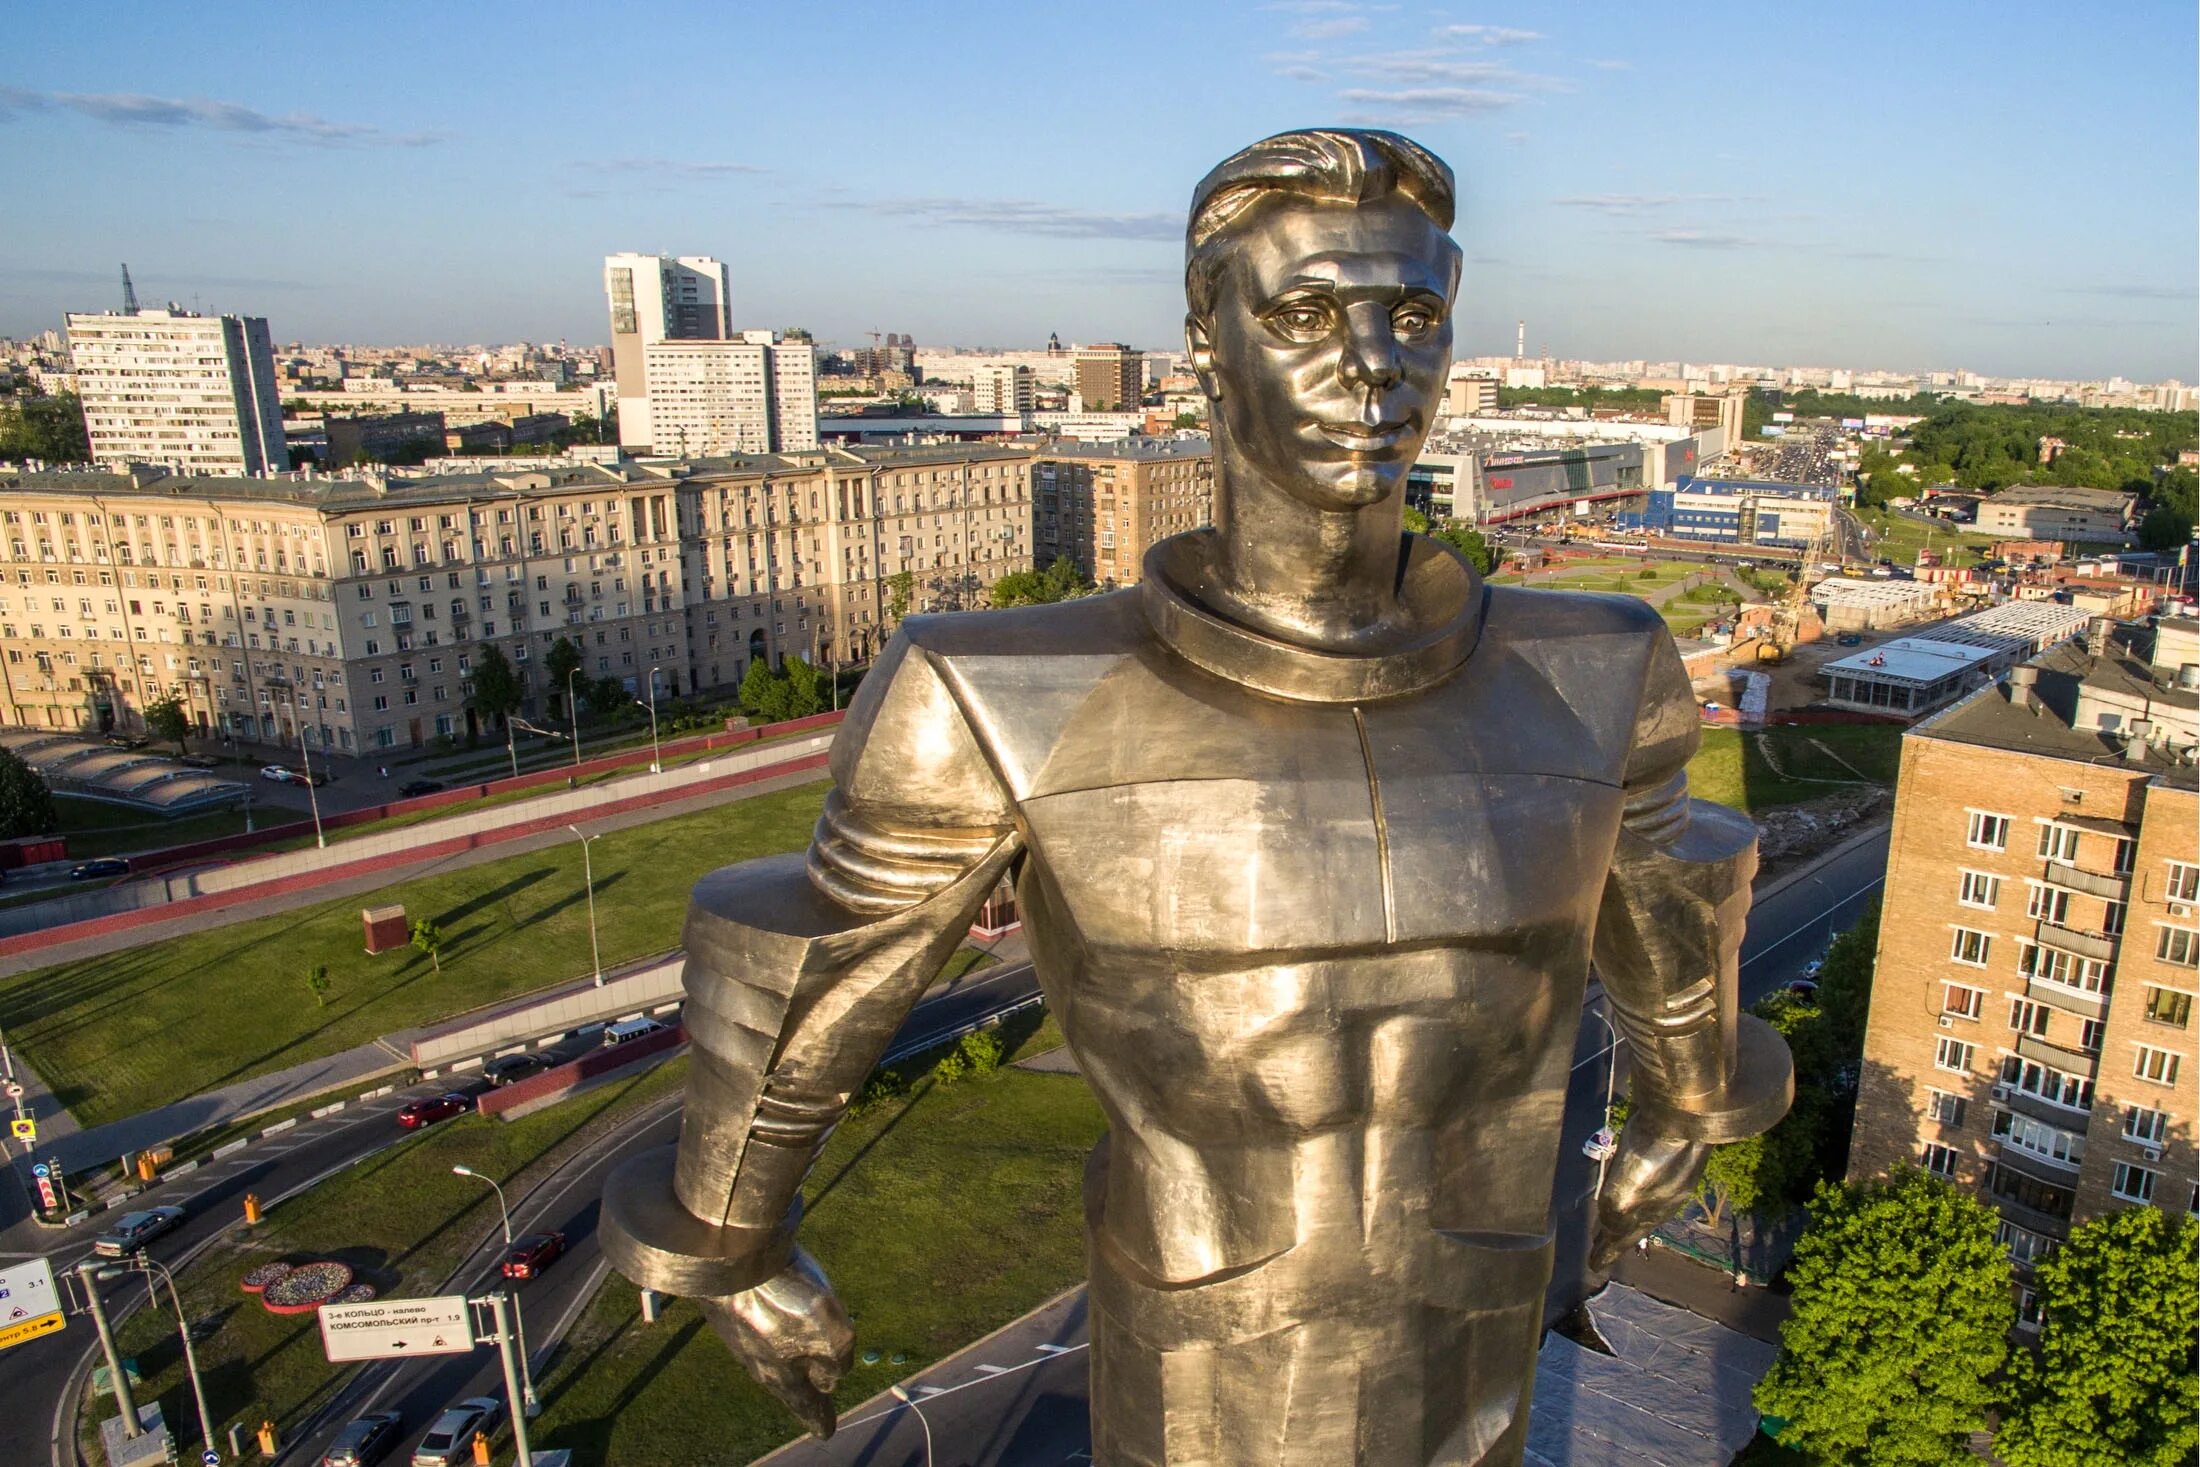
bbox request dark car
[92,1205,184,1258]
[1783,978,1821,1003]
[501,1231,567,1281]
[398,779,446,798]
[395,1092,473,1130]
[321,1412,403,1467]
[69,857,131,880]
[481,1052,548,1087]
[1836,633,1864,646]
[178,754,220,769]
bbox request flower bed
[260,1261,353,1315]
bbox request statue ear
[1185,316,1221,402]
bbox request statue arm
[600,631,1018,1431]
[1588,627,1792,1263]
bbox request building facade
[1628,476,1837,548]
[602,253,733,453]
[641,334,819,458]
[1073,343,1142,412]
[326,412,448,468]
[1849,617,2199,1320]
[1976,486,2137,547]
[1033,438,1213,587]
[66,309,288,475]
[973,362,1036,415]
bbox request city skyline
[3,1,2195,382]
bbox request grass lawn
[1855,508,2000,569]
[1686,725,1903,813]
[0,781,830,1127]
[82,1056,693,1463]
[529,1015,1102,1467]
[52,797,254,860]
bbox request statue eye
[1393,305,1438,336]
[1267,303,1330,337]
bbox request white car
[259,765,294,783]
[411,1397,505,1467]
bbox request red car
[500,1232,566,1280]
[395,1091,473,1130]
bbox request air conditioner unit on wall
[2142,1144,2163,1162]
[1938,1014,1955,1028]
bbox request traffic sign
[33,1177,55,1211]
[0,1258,65,1352]
[29,1162,48,1179]
[202,1451,221,1465]
[317,1294,474,1362]
[4,1081,23,1097]
[10,1118,33,1143]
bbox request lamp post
[452,1165,539,1415]
[294,711,326,849]
[889,1383,935,1467]
[1580,999,1623,1200]
[635,665,662,773]
[75,1260,141,1438]
[565,666,583,770]
[102,1255,216,1460]
[568,825,602,986]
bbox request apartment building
[973,361,1036,415]
[602,253,733,452]
[66,308,288,475]
[641,333,818,457]
[1073,343,1142,412]
[1976,485,2137,547]
[1034,438,1214,587]
[1849,615,2200,1319]
[676,443,1036,688]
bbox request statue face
[1194,194,1458,511]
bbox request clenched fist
[1587,1124,1711,1270]
[694,1249,854,1438]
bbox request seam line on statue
[1352,704,1397,944]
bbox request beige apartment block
[1850,616,2198,1322]
[1034,438,1213,588]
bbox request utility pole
[77,1261,141,1437]
[130,1256,215,1459]
[484,1292,535,1467]
[565,666,583,770]
[295,713,326,848]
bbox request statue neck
[1205,465,1410,655]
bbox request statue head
[1186,129,1461,514]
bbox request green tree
[543,636,584,717]
[409,918,444,973]
[1756,1170,2013,1465]
[0,391,91,463]
[1402,504,1432,533]
[885,569,915,623]
[585,675,628,720]
[304,963,331,1008]
[2138,465,2196,553]
[142,692,192,755]
[1172,411,1203,429]
[779,655,827,719]
[988,556,1095,609]
[1431,522,1496,574]
[738,659,793,724]
[1997,1207,2199,1467]
[0,746,56,839]
[466,644,523,727]
[1039,554,1093,601]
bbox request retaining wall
[410,955,685,1067]
[478,1023,687,1120]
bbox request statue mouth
[1313,420,1409,454]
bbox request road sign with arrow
[0,1257,65,1352]
[318,1294,474,1362]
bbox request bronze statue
[601,128,1791,1464]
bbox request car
[92,1205,185,1258]
[260,764,296,783]
[397,778,446,798]
[501,1231,567,1280]
[481,1052,549,1087]
[103,734,147,750]
[1836,633,1863,646]
[68,857,131,881]
[1783,978,1821,1003]
[321,1412,403,1467]
[409,1397,504,1467]
[395,1092,473,1130]
[178,754,219,769]
[1800,957,1826,981]
[601,1017,667,1048]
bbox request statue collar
[1138,529,1487,704]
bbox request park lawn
[53,797,254,860]
[0,781,830,1127]
[528,1019,1104,1467]
[1856,508,2000,569]
[1687,725,1904,813]
[81,1057,693,1464]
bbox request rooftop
[1982,484,2136,510]
[1824,636,2001,686]
[1036,436,1212,463]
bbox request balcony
[2043,861,2129,902]
[1994,1139,2083,1184]
[1993,1085,2092,1133]
[2024,974,2108,1021]
[2036,921,2116,964]
[1987,1189,2072,1241]
[2016,1033,2100,1075]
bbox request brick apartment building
[1850,614,2199,1322]
[1034,438,1213,588]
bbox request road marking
[835,1343,1092,1433]
[973,1363,1011,1375]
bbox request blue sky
[5,1,2193,380]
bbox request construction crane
[120,264,139,314]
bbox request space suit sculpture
[600,128,1791,1465]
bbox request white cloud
[1434,24,1544,45]
[0,86,439,146]
[836,197,1178,241]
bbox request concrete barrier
[407,954,685,1068]
[478,1023,686,1121]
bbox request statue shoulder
[1482,582,1668,645]
[1478,583,1694,779]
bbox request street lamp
[1580,999,1624,1200]
[99,1255,217,1460]
[634,665,662,773]
[888,1383,935,1467]
[451,1165,539,1416]
[565,666,583,770]
[568,825,602,986]
[294,711,326,849]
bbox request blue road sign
[29,1163,48,1179]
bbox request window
[2134,1046,2182,1087]
[1950,928,1992,967]
[2112,1161,2158,1204]
[1997,1219,2055,1266]
[2027,885,2071,924]
[1921,1143,1959,1178]
[1926,1089,1967,1127]
[1958,870,2001,909]
[2144,986,2193,1029]
[2009,998,2051,1037]
[1968,811,2011,850]
[1944,983,1985,1020]
[2037,823,2080,862]
[1936,1037,1974,1073]
[2157,926,2199,967]
[2078,1018,2106,1053]
[2125,1104,2169,1146]
[1993,1109,2085,1168]
[1999,1054,2093,1111]
[2167,862,2199,905]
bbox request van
[601,1017,667,1048]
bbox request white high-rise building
[65,308,287,475]
[972,361,1036,415]
[602,253,733,451]
[642,330,818,457]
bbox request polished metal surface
[598,127,1791,1463]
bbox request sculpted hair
[1185,128,1457,323]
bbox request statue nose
[1339,308,1403,391]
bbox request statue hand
[693,1248,853,1438]
[1587,1124,1710,1270]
